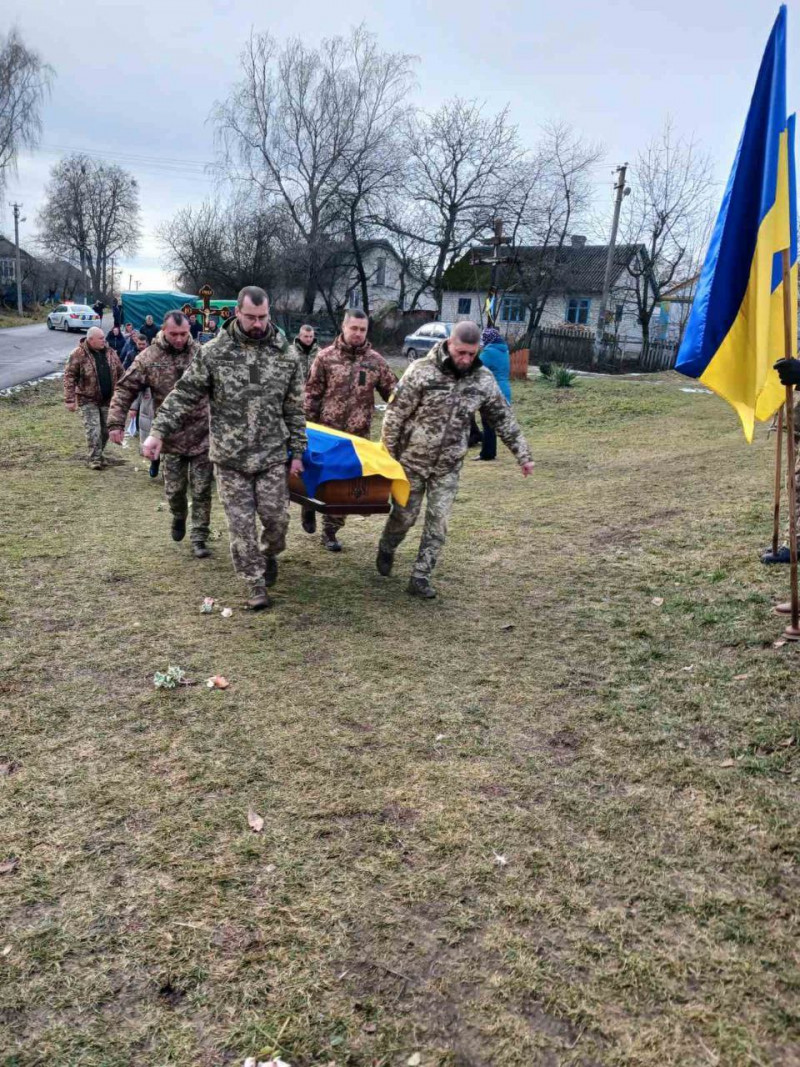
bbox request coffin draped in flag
[676,5,797,442]
[300,422,410,506]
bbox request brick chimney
[571,234,587,247]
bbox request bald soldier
[63,326,124,469]
[142,286,306,610]
[376,320,535,598]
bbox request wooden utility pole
[10,202,24,317]
[594,164,629,363]
[780,247,800,639]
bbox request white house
[277,240,436,315]
[439,236,648,342]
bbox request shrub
[539,362,553,378]
[553,365,578,388]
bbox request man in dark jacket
[189,313,201,340]
[106,325,126,358]
[140,315,158,344]
[108,312,214,558]
[112,298,123,328]
[304,309,396,550]
[63,326,124,469]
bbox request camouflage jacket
[288,338,320,381]
[63,340,123,407]
[106,332,209,456]
[150,319,307,473]
[381,341,533,478]
[305,336,397,439]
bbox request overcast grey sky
[2,0,794,291]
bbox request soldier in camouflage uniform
[107,311,214,558]
[304,309,397,549]
[143,287,306,610]
[288,324,320,381]
[63,326,124,469]
[376,320,535,598]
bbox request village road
[0,318,106,391]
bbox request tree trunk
[302,266,317,315]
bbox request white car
[46,303,101,333]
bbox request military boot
[407,576,437,599]
[321,532,342,552]
[171,516,186,542]
[761,545,791,564]
[247,584,272,611]
[301,508,317,534]
[376,547,394,576]
[192,543,211,559]
[265,555,278,587]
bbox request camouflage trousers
[379,467,461,579]
[80,403,109,463]
[163,452,213,545]
[215,463,289,585]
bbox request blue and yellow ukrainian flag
[676,6,797,442]
[301,423,410,505]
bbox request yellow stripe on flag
[700,129,797,442]
[306,422,410,506]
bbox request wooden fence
[525,328,678,374]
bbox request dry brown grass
[0,374,798,1066]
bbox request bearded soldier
[303,309,397,549]
[107,311,213,559]
[142,287,306,610]
[376,320,534,598]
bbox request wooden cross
[469,219,515,327]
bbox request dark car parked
[403,321,453,360]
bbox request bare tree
[37,155,140,299]
[213,25,415,314]
[618,120,715,342]
[504,124,603,336]
[377,98,522,314]
[157,194,299,298]
[0,28,53,195]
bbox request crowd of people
[63,287,533,607]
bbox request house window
[499,296,525,323]
[0,259,15,281]
[566,298,591,325]
[375,257,386,288]
[348,288,361,309]
[457,297,472,315]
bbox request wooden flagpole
[780,247,800,639]
[772,406,784,556]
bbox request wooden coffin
[288,472,393,516]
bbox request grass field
[0,307,50,330]
[1,374,798,1067]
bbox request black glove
[774,357,800,386]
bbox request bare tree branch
[0,27,53,195]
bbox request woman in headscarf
[475,326,511,461]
